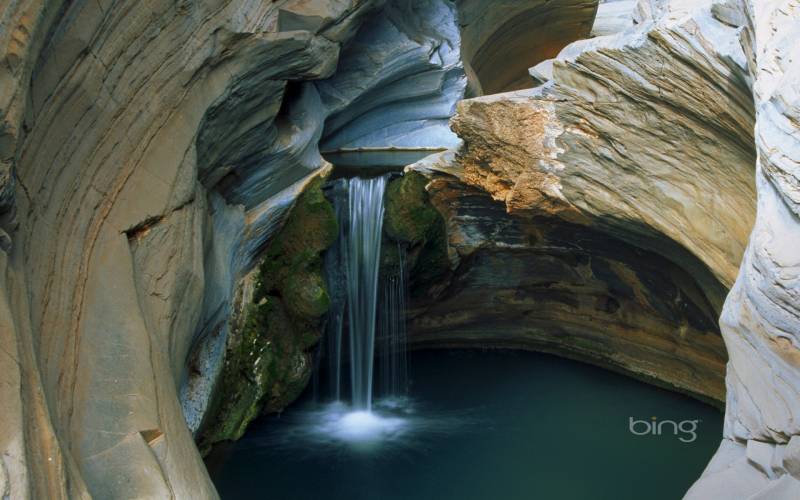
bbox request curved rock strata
[1,0,800,498]
[457,0,599,94]
[0,0,465,497]
[685,0,800,497]
[401,0,757,405]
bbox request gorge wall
[1,0,800,499]
[402,0,757,405]
[1,1,393,498]
[0,0,472,497]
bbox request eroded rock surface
[2,0,800,498]
[0,0,463,497]
[402,0,757,405]
[457,0,599,94]
[685,0,800,497]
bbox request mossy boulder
[385,171,441,244]
[198,176,337,451]
[383,171,449,291]
[283,270,330,318]
[260,176,338,293]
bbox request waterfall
[379,243,408,400]
[323,180,349,401]
[322,174,408,412]
[345,176,388,410]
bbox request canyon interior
[1,0,799,498]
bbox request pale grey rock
[684,439,771,499]
[783,436,800,479]
[528,59,553,86]
[746,475,800,500]
[590,0,636,36]
[685,0,800,497]
[318,0,467,166]
[747,440,778,478]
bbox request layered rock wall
[686,0,800,497]
[0,0,383,497]
[404,0,756,405]
[456,0,599,94]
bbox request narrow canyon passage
[2,0,800,499]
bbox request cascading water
[321,174,408,413]
[309,174,411,444]
[379,243,408,400]
[345,176,387,410]
[322,180,349,401]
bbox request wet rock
[197,176,336,450]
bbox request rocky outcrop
[402,0,757,405]
[684,0,800,497]
[404,154,728,403]
[0,0,467,497]
[456,0,599,94]
[196,174,337,452]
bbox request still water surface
[207,349,722,500]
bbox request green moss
[259,176,338,295]
[199,176,337,451]
[385,171,441,244]
[383,171,450,291]
[283,270,330,318]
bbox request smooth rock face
[590,0,636,36]
[456,0,599,94]
[685,0,800,497]
[318,0,467,165]
[403,0,757,405]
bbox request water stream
[345,176,388,410]
[320,175,407,414]
[379,242,408,400]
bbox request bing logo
[629,416,700,443]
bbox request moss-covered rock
[384,171,449,291]
[283,270,330,318]
[260,176,338,294]
[385,171,441,244]
[198,176,337,451]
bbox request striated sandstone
[403,0,757,406]
[1,0,800,498]
[456,0,599,94]
[0,0,381,498]
[685,0,800,497]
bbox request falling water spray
[345,176,388,411]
